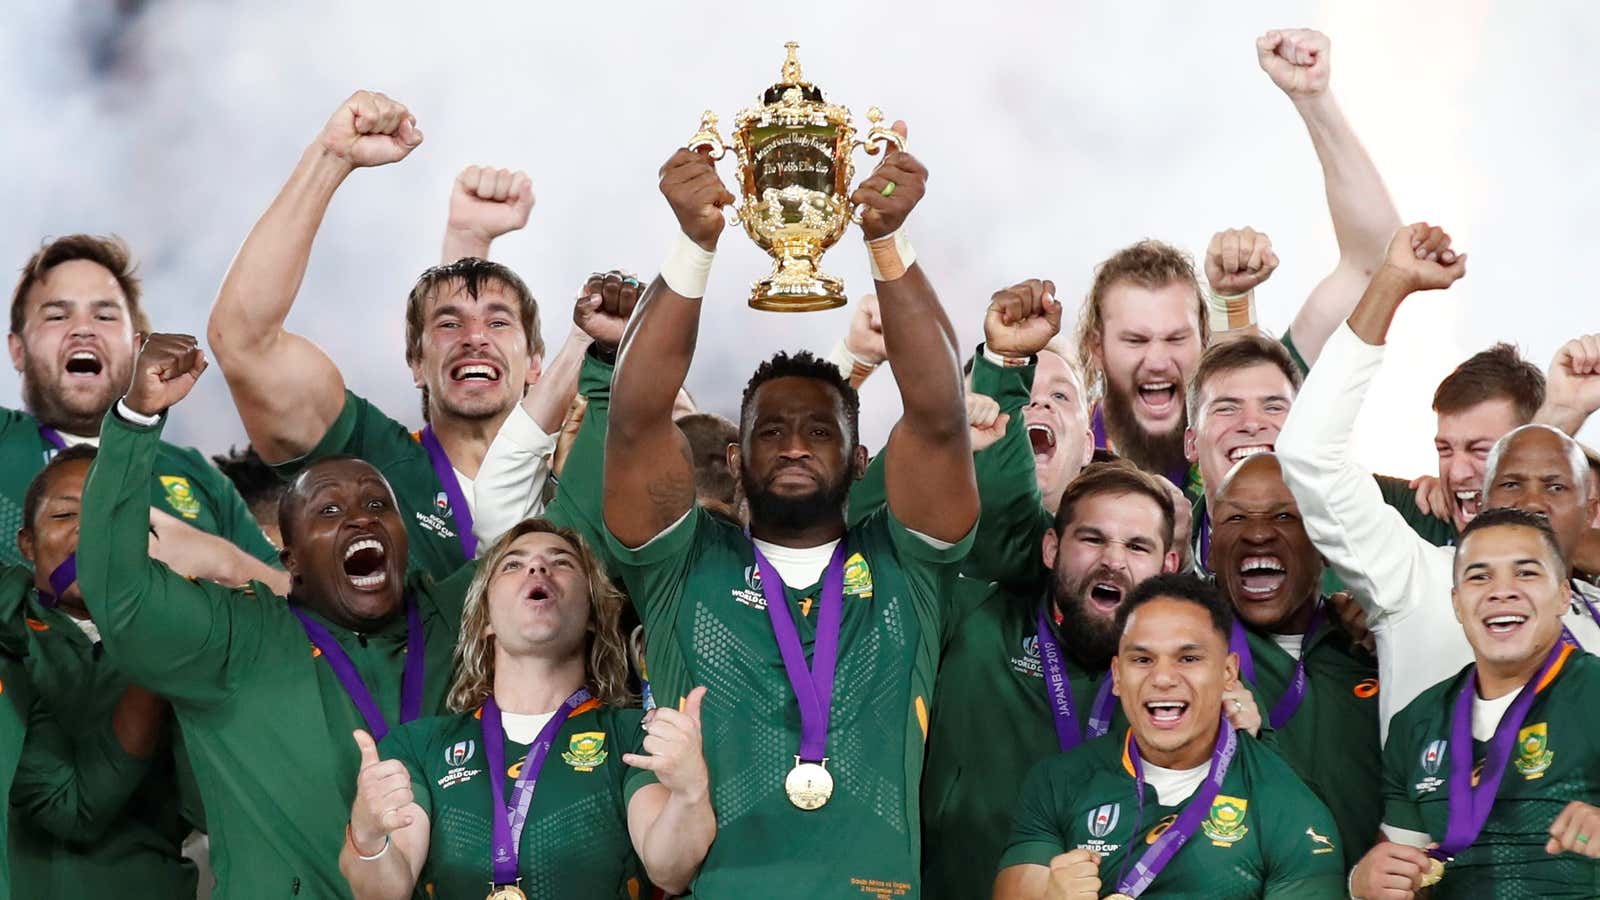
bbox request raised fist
[845,294,887,366]
[1257,29,1331,98]
[573,270,643,352]
[447,166,534,242]
[1544,334,1600,423]
[348,730,423,852]
[1382,223,1466,293]
[660,148,735,252]
[318,90,423,169]
[849,122,926,241]
[967,393,1009,452]
[124,333,207,417]
[1205,228,1279,296]
[1043,848,1101,900]
[985,278,1063,359]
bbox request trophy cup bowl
[687,42,903,312]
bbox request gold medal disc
[487,885,527,900]
[1419,857,1445,887]
[1104,894,1137,900]
[785,759,834,810]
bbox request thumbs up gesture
[349,729,424,853]
[623,685,710,802]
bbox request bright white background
[2,1,1594,475]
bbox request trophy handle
[687,109,727,161]
[851,106,905,224]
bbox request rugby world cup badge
[446,740,476,767]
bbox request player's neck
[748,516,846,549]
[1476,644,1556,701]
[1137,718,1219,771]
[1265,588,1319,636]
[29,402,105,440]
[424,405,513,480]
[493,652,588,714]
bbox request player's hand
[447,166,534,243]
[1256,29,1331,98]
[1205,228,1279,296]
[1221,681,1262,737]
[124,333,207,417]
[1543,334,1600,423]
[551,394,587,479]
[574,270,642,351]
[660,149,735,252]
[1547,801,1600,857]
[1381,223,1466,294]
[845,294,887,366]
[1042,848,1101,900]
[985,278,1063,358]
[623,686,710,802]
[967,393,1009,452]
[1407,475,1451,524]
[318,90,423,169]
[349,730,423,852]
[1328,591,1377,657]
[1349,841,1432,899]
[850,122,925,241]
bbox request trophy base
[749,256,847,312]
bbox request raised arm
[603,148,732,549]
[341,729,428,900]
[440,165,533,264]
[1535,334,1600,435]
[1203,227,1279,339]
[207,91,422,463]
[1258,29,1402,368]
[852,125,978,543]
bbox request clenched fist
[1382,223,1466,294]
[845,294,887,367]
[985,278,1063,359]
[850,122,926,241]
[1544,334,1600,423]
[1257,29,1331,98]
[660,149,735,252]
[574,270,643,352]
[448,166,534,243]
[1043,848,1101,900]
[967,393,1009,452]
[124,333,207,417]
[318,90,423,169]
[1205,228,1279,296]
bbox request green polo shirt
[0,566,194,898]
[1381,648,1600,898]
[382,702,653,899]
[77,409,473,900]
[606,505,973,898]
[0,405,277,570]
[1002,727,1345,898]
[1237,614,1381,869]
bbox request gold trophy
[688,42,903,312]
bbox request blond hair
[446,519,635,713]
[1073,239,1209,401]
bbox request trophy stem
[750,249,846,312]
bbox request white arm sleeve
[471,404,557,551]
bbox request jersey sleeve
[545,350,620,574]
[845,452,889,528]
[1280,327,1311,377]
[77,410,264,706]
[1257,749,1347,899]
[604,507,707,629]
[471,404,556,550]
[998,755,1071,869]
[379,721,436,821]
[966,350,1052,593]
[10,679,153,840]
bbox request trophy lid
[762,41,824,104]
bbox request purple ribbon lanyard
[1035,609,1115,751]
[1432,640,1568,860]
[418,425,477,560]
[1117,717,1239,898]
[1090,403,1108,451]
[754,541,847,766]
[1230,603,1325,730]
[37,425,67,451]
[293,597,424,742]
[35,554,78,609]
[482,688,591,887]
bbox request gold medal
[785,757,834,810]
[486,885,527,900]
[1419,857,1445,887]
[1104,894,1137,900]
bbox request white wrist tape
[1206,289,1257,333]
[660,232,715,299]
[867,229,916,282]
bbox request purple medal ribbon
[37,425,68,452]
[35,555,79,609]
[1034,609,1116,750]
[1229,603,1325,729]
[1431,639,1571,860]
[418,425,477,560]
[753,541,847,766]
[1116,717,1239,898]
[292,598,424,742]
[482,688,592,887]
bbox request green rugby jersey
[78,410,473,900]
[963,351,1052,595]
[1381,647,1600,898]
[606,505,973,898]
[0,405,277,570]
[0,566,195,898]
[1237,617,1381,869]
[1002,728,1345,899]
[382,702,653,899]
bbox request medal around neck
[785,756,834,810]
[1104,894,1136,900]
[686,41,903,312]
[486,885,526,900]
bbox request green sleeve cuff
[970,344,1035,413]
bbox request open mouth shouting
[1087,580,1126,615]
[1028,423,1057,467]
[523,578,557,607]
[63,347,105,379]
[342,536,389,591]
[1482,612,1529,639]
[1237,555,1287,598]
[1454,488,1482,522]
[1144,698,1191,730]
[1137,380,1179,419]
[449,359,503,387]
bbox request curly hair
[1073,239,1209,401]
[740,350,861,447]
[446,519,635,712]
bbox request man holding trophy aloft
[602,43,979,898]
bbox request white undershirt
[71,615,101,645]
[1471,686,1523,742]
[453,468,477,516]
[1140,759,1210,806]
[59,431,100,448]
[752,538,841,588]
[1269,632,1305,660]
[500,710,555,745]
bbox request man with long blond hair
[342,519,714,899]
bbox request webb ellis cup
[688,42,903,311]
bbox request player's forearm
[340,841,418,900]
[440,225,493,265]
[522,328,592,434]
[611,277,701,440]
[1534,400,1590,436]
[877,264,965,440]
[636,787,716,895]
[209,143,351,361]
[1345,266,1414,346]
[1294,93,1400,265]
